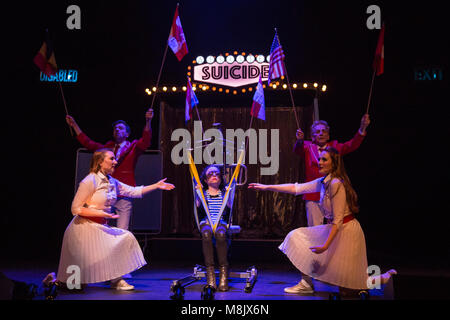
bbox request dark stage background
[3,1,449,272]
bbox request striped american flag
[268,31,285,84]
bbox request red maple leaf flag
[250,75,265,120]
[33,29,58,76]
[373,23,385,76]
[168,6,188,61]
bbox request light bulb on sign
[216,55,225,64]
[196,56,205,64]
[226,55,235,64]
[256,55,265,63]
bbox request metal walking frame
[170,123,257,300]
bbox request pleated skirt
[57,216,147,284]
[279,219,368,290]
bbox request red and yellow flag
[33,30,58,76]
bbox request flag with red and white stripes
[268,31,285,84]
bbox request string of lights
[145,51,327,96]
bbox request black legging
[200,221,229,267]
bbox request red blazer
[77,129,151,186]
[293,131,365,201]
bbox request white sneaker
[111,279,134,291]
[284,279,314,294]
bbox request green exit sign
[414,68,443,81]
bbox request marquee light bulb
[196,56,205,64]
[256,55,265,63]
[216,55,225,64]
[226,55,235,64]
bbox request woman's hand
[248,183,268,191]
[309,245,328,254]
[156,178,175,191]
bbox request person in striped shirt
[195,165,233,291]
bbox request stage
[2,237,448,301]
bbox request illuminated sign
[40,69,78,82]
[192,53,270,87]
[414,68,443,81]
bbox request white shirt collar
[96,171,110,182]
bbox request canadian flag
[168,6,188,61]
[250,75,265,120]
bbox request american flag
[268,31,285,84]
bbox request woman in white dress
[249,146,396,296]
[56,148,175,290]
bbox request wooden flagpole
[275,28,300,129]
[150,3,181,110]
[366,69,376,114]
[150,43,169,110]
[57,81,73,136]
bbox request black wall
[3,1,449,269]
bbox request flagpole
[57,81,73,136]
[150,42,169,110]
[150,3,182,110]
[245,115,254,156]
[275,28,300,129]
[366,69,376,114]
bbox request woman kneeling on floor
[249,146,396,296]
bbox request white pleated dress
[279,175,369,290]
[57,172,147,284]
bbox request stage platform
[1,237,449,301]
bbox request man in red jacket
[66,108,153,230]
[294,114,370,226]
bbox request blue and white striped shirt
[205,190,223,225]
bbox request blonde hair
[89,148,113,173]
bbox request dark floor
[1,261,394,301]
[1,237,449,301]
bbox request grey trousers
[113,197,133,230]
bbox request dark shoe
[206,266,216,289]
[218,266,229,292]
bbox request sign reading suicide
[192,54,270,87]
